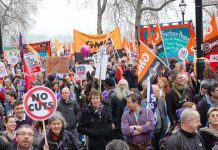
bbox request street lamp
[179,0,187,24]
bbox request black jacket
[110,93,127,130]
[166,86,193,125]
[57,99,81,131]
[199,127,218,150]
[166,129,205,150]
[40,130,78,150]
[78,104,112,150]
[197,96,211,127]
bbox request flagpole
[157,23,170,67]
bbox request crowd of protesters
[0,53,218,150]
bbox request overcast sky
[29,0,196,37]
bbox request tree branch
[100,0,107,15]
[141,0,175,12]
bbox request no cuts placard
[24,86,57,121]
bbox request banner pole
[43,120,48,145]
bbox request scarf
[172,84,186,104]
[49,128,64,142]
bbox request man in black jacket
[57,87,81,139]
[166,108,205,150]
[166,71,191,125]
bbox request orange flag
[147,24,153,48]
[27,45,41,61]
[186,24,196,55]
[137,41,165,83]
[54,38,61,54]
[122,36,131,58]
[204,12,218,42]
[203,12,218,54]
[130,31,138,51]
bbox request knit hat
[104,78,115,87]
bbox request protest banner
[24,53,41,73]
[23,41,51,58]
[75,65,87,80]
[73,28,122,62]
[0,62,8,78]
[8,55,19,65]
[45,56,69,74]
[140,21,195,63]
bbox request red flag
[23,50,36,91]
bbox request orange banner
[73,28,122,53]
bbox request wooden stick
[43,120,48,145]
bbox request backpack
[102,89,115,101]
[159,130,182,150]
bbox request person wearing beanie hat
[101,78,116,106]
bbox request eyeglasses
[16,132,34,137]
[210,114,218,118]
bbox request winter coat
[197,95,211,127]
[57,99,81,131]
[199,127,218,150]
[110,93,127,130]
[77,104,112,150]
[166,128,205,150]
[40,130,78,150]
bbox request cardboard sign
[0,62,8,78]
[8,55,19,65]
[24,53,41,73]
[45,56,69,74]
[178,47,188,60]
[23,86,57,121]
[95,55,109,80]
[75,65,86,80]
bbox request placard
[45,57,69,74]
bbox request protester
[121,93,155,150]
[41,111,78,150]
[165,108,205,150]
[3,116,16,142]
[13,100,33,130]
[200,107,218,150]
[0,77,16,95]
[0,132,12,150]
[110,79,129,139]
[13,124,40,150]
[102,77,116,106]
[115,58,126,82]
[78,90,112,150]
[123,62,137,89]
[32,121,44,146]
[57,87,81,139]
[193,81,209,104]
[197,82,218,127]
[4,90,17,116]
[106,139,129,150]
[157,77,170,100]
[166,71,189,125]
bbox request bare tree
[97,0,107,34]
[0,0,41,44]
